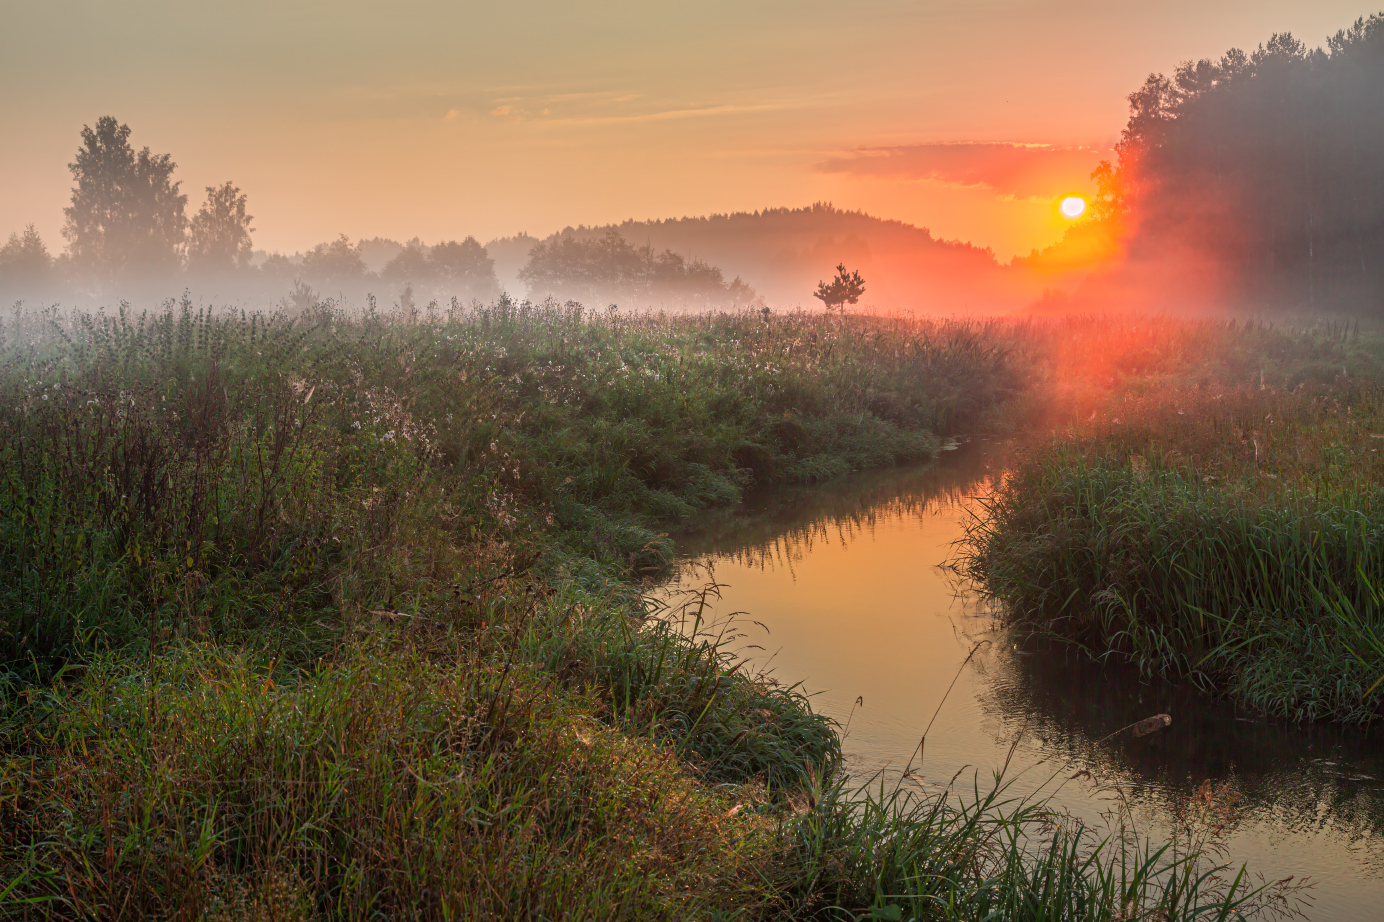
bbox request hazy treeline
[1092,14,1384,311]
[528,204,1028,312]
[0,117,757,312]
[0,117,508,309]
[518,228,760,309]
[281,234,501,305]
[1,119,1076,316]
[18,9,1384,323]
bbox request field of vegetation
[0,297,1279,919]
[964,316,1384,724]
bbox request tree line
[517,228,760,309]
[1099,13,1384,310]
[2,116,764,310]
[0,116,505,303]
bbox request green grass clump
[965,323,1384,723]
[2,642,784,919]
[781,774,1264,921]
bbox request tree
[380,241,429,282]
[259,252,300,280]
[728,275,763,308]
[186,182,254,272]
[428,237,500,299]
[62,116,186,280]
[1102,15,1384,310]
[0,225,52,290]
[813,263,866,313]
[301,235,366,282]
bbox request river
[659,444,1384,921]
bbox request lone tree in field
[813,263,865,314]
[63,116,186,280]
[186,181,254,272]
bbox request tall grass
[782,773,1271,921]
[0,296,1024,676]
[964,323,1384,723]
[2,642,785,919]
[0,299,1291,918]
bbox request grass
[963,318,1384,723]
[3,641,785,919]
[0,297,1284,919]
[783,770,1282,922]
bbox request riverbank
[663,454,1376,919]
[0,299,1273,918]
[964,321,1384,724]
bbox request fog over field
[6,9,1384,320]
[7,7,1384,921]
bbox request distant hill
[506,203,1043,313]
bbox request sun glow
[1060,196,1087,219]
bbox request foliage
[0,301,1275,919]
[0,226,50,290]
[813,264,866,314]
[382,236,501,302]
[1108,14,1384,309]
[300,234,367,283]
[526,203,1006,315]
[62,116,187,280]
[1,643,786,919]
[0,297,1028,674]
[781,773,1268,921]
[520,228,759,309]
[186,181,255,272]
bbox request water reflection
[663,446,1384,921]
[985,640,1384,874]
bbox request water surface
[662,447,1384,921]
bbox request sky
[1,1,1376,261]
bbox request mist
[7,15,1384,323]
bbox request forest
[1064,13,1384,312]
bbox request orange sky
[0,2,1373,261]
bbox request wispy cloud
[464,86,779,126]
[816,142,1109,198]
[543,102,775,126]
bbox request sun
[1060,196,1087,219]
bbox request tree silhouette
[428,237,499,299]
[1106,14,1384,310]
[519,228,756,307]
[813,263,866,313]
[301,235,366,282]
[0,225,52,291]
[62,116,186,280]
[186,182,254,272]
[381,241,430,282]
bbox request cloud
[546,102,774,126]
[816,142,1109,199]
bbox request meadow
[0,296,1297,919]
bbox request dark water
[660,445,1384,921]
